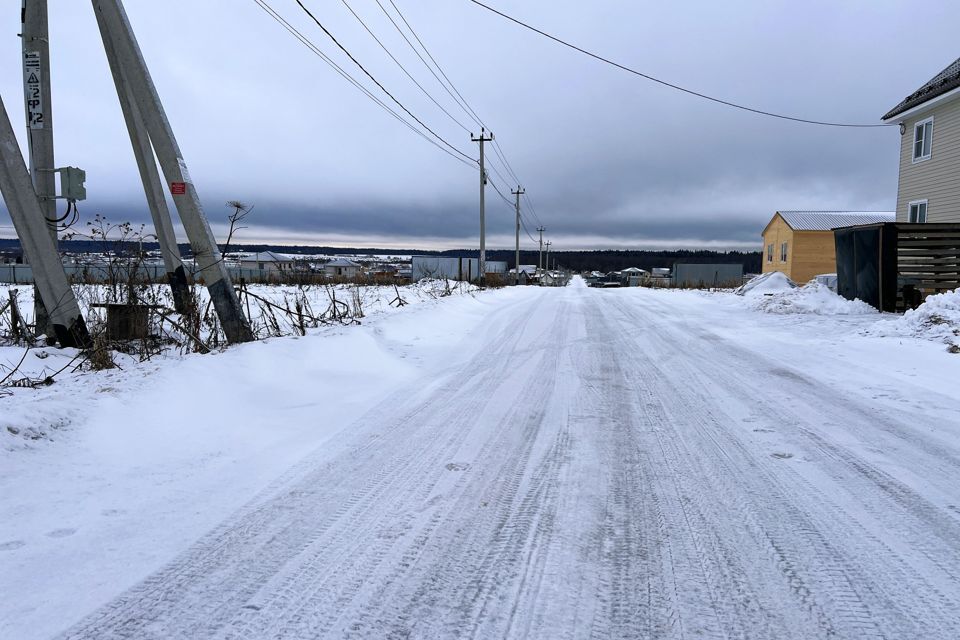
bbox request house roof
[242,250,293,263]
[883,57,960,121]
[772,211,894,233]
[326,257,361,268]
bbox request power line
[252,0,476,169]
[295,0,477,162]
[466,0,896,128]
[377,0,549,228]
[336,0,473,134]
[378,0,486,130]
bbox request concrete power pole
[545,241,552,281]
[537,225,545,284]
[92,4,190,313]
[471,128,493,285]
[511,185,524,286]
[93,0,253,344]
[0,96,90,347]
[21,0,57,338]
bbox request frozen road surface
[17,280,960,638]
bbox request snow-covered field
[2,277,960,638]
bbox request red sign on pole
[170,182,187,195]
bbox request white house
[508,264,538,284]
[324,257,362,279]
[238,251,295,274]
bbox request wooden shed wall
[790,231,837,284]
[761,215,794,279]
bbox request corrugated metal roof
[883,57,960,120]
[243,250,293,262]
[777,211,895,231]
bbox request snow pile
[869,288,960,352]
[746,281,878,316]
[735,271,797,296]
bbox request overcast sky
[1,0,958,251]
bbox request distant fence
[0,264,407,286]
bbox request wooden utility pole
[471,128,493,285]
[511,185,524,285]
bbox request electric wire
[487,175,539,244]
[295,0,477,163]
[378,0,486,129]
[381,0,548,228]
[466,0,896,128]
[252,0,476,169]
[336,0,474,135]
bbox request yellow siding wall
[790,232,837,284]
[761,215,794,279]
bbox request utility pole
[93,0,253,344]
[537,225,545,284]
[0,95,89,347]
[92,4,190,313]
[471,128,493,285]
[545,240,552,279]
[21,0,57,338]
[511,185,524,285]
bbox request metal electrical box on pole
[92,0,253,344]
[56,166,86,201]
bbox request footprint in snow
[445,462,470,471]
[46,528,77,538]
[0,540,25,551]
[771,452,794,460]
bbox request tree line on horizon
[0,238,761,273]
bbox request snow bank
[735,271,797,296]
[868,288,960,352]
[744,281,877,316]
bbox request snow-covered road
[8,279,960,638]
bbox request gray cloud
[1,0,957,251]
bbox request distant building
[508,264,538,285]
[238,251,295,274]
[761,211,894,284]
[673,263,743,288]
[411,256,507,282]
[324,257,362,279]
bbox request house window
[780,241,788,262]
[767,243,774,263]
[913,117,933,162]
[908,199,928,223]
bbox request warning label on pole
[24,51,44,130]
[170,182,187,195]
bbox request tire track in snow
[60,293,556,639]
[605,291,960,638]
